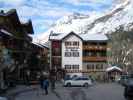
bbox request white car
[64,77,92,87]
[0,97,7,100]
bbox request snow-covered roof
[32,42,44,48]
[49,32,69,40]
[49,31,108,41]
[40,44,49,49]
[32,42,49,49]
[0,29,13,36]
[79,33,108,41]
[106,66,122,72]
[42,41,50,49]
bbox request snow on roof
[40,44,49,49]
[106,66,122,72]
[49,31,108,41]
[79,33,108,41]
[42,41,50,48]
[32,42,44,48]
[32,42,50,49]
[49,32,69,40]
[0,29,13,36]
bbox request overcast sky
[0,0,115,36]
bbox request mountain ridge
[35,0,133,44]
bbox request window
[53,48,61,56]
[72,65,79,69]
[82,78,89,80]
[73,52,79,57]
[52,41,60,48]
[65,52,71,57]
[65,42,72,46]
[73,41,79,46]
[95,64,104,70]
[65,52,79,57]
[75,77,82,80]
[52,58,61,65]
[65,65,71,69]
[100,64,103,69]
[65,41,79,46]
[65,65,79,70]
[95,64,98,69]
[87,64,95,70]
[87,64,92,70]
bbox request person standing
[39,74,43,90]
[42,77,49,95]
[50,75,56,90]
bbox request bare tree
[108,26,133,73]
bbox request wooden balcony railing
[83,56,107,62]
[65,69,106,73]
[83,45,107,50]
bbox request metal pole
[49,41,52,70]
[0,71,4,89]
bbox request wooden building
[0,9,34,88]
[24,42,49,83]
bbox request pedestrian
[50,76,56,90]
[42,77,49,95]
[39,74,44,90]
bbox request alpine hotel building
[49,32,108,80]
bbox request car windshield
[121,75,129,79]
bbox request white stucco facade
[62,34,82,77]
[49,32,108,79]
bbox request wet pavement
[3,83,126,100]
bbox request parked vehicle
[124,78,133,100]
[64,76,92,87]
[118,75,129,86]
[0,97,8,100]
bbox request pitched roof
[0,9,34,34]
[62,31,83,41]
[49,31,108,41]
[49,32,67,40]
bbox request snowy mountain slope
[36,0,133,43]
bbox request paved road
[6,83,126,100]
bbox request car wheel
[124,87,128,99]
[84,83,89,87]
[66,83,71,87]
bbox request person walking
[42,77,49,95]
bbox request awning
[106,66,122,72]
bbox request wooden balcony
[65,69,105,73]
[83,56,107,62]
[83,45,107,50]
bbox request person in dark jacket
[39,75,44,89]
